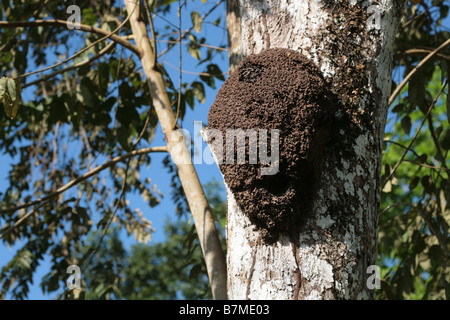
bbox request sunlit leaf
[1,77,21,119]
[192,81,205,104]
[191,11,202,34]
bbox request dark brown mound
[207,48,337,242]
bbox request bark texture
[222,0,405,299]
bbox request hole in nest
[259,173,290,197]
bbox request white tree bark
[220,0,405,299]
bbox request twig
[174,0,184,128]
[0,146,168,216]
[389,38,450,106]
[384,140,449,174]
[12,8,136,81]
[0,198,51,240]
[162,59,228,77]
[157,39,227,51]
[396,48,450,61]
[378,202,450,258]
[157,0,224,58]
[382,80,448,188]
[23,41,116,89]
[403,159,449,171]
[0,19,139,57]
[123,0,227,300]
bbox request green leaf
[409,176,420,190]
[185,89,194,110]
[82,8,96,26]
[440,59,448,84]
[401,116,411,135]
[7,78,16,101]
[207,64,225,81]
[192,81,205,104]
[444,279,450,300]
[0,77,7,99]
[446,83,450,124]
[76,84,94,108]
[1,77,22,119]
[438,128,450,150]
[392,103,404,113]
[409,70,425,110]
[213,17,221,26]
[191,11,202,34]
[188,34,201,60]
[200,73,215,89]
[189,264,202,280]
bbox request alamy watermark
[66,5,81,30]
[366,265,381,290]
[169,121,280,176]
[66,264,81,290]
[367,5,382,31]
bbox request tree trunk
[123,1,227,300]
[222,0,405,299]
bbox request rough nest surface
[207,48,337,241]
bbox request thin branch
[389,38,450,106]
[162,59,228,77]
[157,0,224,58]
[80,124,94,171]
[382,80,448,189]
[157,39,227,51]
[0,198,52,240]
[23,41,116,89]
[0,19,140,56]
[0,146,168,216]
[396,48,450,61]
[83,99,157,268]
[12,9,136,80]
[174,0,184,128]
[403,159,449,171]
[123,0,227,300]
[384,140,449,173]
[384,139,422,158]
[402,9,427,28]
[378,202,450,258]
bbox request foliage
[0,0,226,299]
[58,180,226,300]
[378,0,450,299]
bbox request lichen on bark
[221,0,405,300]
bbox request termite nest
[207,48,338,242]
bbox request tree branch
[396,48,450,61]
[389,38,450,106]
[123,0,227,300]
[157,0,224,58]
[13,9,136,81]
[383,80,448,188]
[379,202,450,258]
[0,146,168,216]
[0,19,140,56]
[23,41,116,88]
